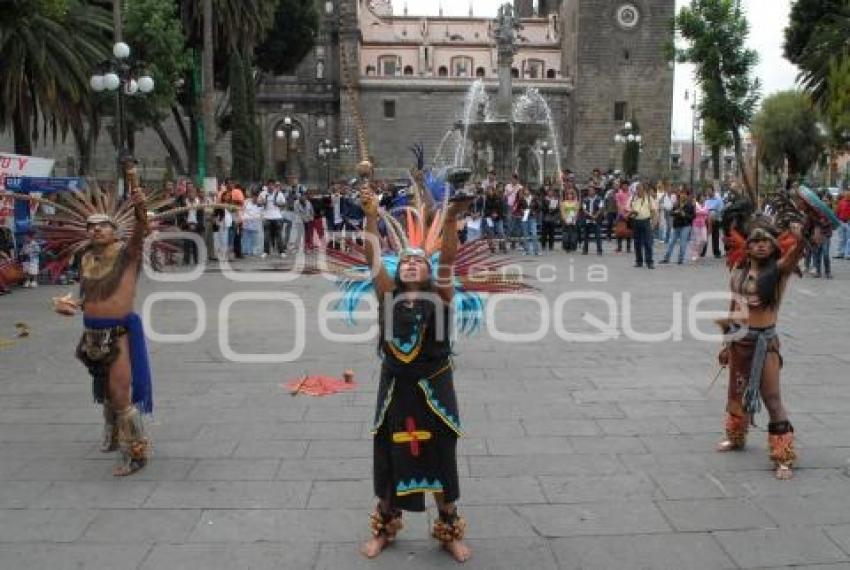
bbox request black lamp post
[684,89,699,191]
[90,41,154,196]
[613,121,643,176]
[538,140,554,184]
[274,116,301,180]
[318,139,338,189]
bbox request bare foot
[113,458,146,477]
[775,465,794,480]
[715,439,743,452]
[360,535,390,559]
[442,540,472,563]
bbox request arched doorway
[271,118,305,180]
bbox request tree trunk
[171,104,191,164]
[731,126,754,201]
[201,0,216,187]
[711,144,721,181]
[71,120,94,176]
[12,109,33,156]
[152,121,188,175]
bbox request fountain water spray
[454,79,487,167]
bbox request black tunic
[372,293,461,511]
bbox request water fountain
[451,3,563,185]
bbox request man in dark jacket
[661,189,695,264]
[581,185,605,255]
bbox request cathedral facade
[3,0,675,186]
[259,0,675,185]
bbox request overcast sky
[399,0,800,139]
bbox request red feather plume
[777,231,798,258]
[725,228,747,269]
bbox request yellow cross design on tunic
[392,417,432,457]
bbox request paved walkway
[0,246,848,569]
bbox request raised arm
[360,187,394,296]
[436,199,471,303]
[778,222,805,274]
[126,189,149,266]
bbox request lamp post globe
[138,75,155,94]
[90,74,105,92]
[103,72,121,91]
[113,41,131,60]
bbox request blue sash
[83,313,153,414]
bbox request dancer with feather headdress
[716,183,839,479]
[326,148,529,562]
[47,180,156,477]
[2,166,232,476]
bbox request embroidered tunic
[372,293,461,511]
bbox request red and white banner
[0,153,55,227]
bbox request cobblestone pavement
[0,245,848,570]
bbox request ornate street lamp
[318,139,339,189]
[613,120,642,176]
[537,140,555,183]
[275,116,301,178]
[90,42,155,195]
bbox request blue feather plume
[334,252,484,336]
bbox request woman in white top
[212,205,233,261]
[241,193,264,256]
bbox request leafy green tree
[701,117,732,182]
[752,90,824,180]
[0,0,111,155]
[824,58,850,143]
[167,0,277,178]
[674,0,761,195]
[255,0,319,76]
[123,0,191,173]
[229,52,253,181]
[792,6,850,106]
[783,0,845,65]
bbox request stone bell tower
[567,0,675,178]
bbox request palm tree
[166,0,276,176]
[797,9,850,107]
[179,0,277,53]
[0,0,111,156]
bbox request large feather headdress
[326,146,531,335]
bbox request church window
[525,59,544,79]
[475,67,486,78]
[383,100,396,119]
[403,65,414,76]
[546,69,556,79]
[438,66,448,77]
[451,56,473,77]
[316,60,325,79]
[378,55,400,76]
[614,101,628,122]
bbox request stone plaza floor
[0,245,849,569]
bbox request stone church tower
[564,0,675,175]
